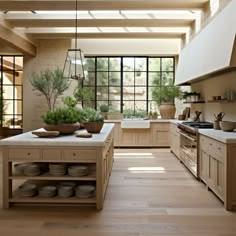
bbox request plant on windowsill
[41,107,80,134]
[81,107,104,133]
[100,104,108,119]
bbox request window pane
[135,101,146,116]
[97,58,108,71]
[15,86,23,99]
[162,58,174,71]
[109,87,121,100]
[149,58,161,71]
[82,87,95,100]
[14,100,22,114]
[149,72,161,86]
[135,87,146,100]
[4,100,13,114]
[135,57,147,71]
[2,73,13,85]
[123,101,134,117]
[3,87,13,99]
[149,87,161,101]
[15,73,23,85]
[162,72,174,86]
[84,72,95,86]
[97,72,108,86]
[123,57,134,71]
[109,101,121,112]
[109,58,121,71]
[97,87,108,100]
[135,72,146,86]
[123,72,134,86]
[123,87,134,100]
[109,72,120,86]
[85,58,95,71]
[83,100,95,108]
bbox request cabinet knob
[27,153,31,155]
[73,153,76,156]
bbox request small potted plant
[148,111,153,119]
[100,104,108,119]
[42,107,80,134]
[81,107,104,133]
[152,111,158,120]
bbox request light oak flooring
[0,148,236,236]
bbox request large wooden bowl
[43,123,80,135]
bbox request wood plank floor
[0,148,236,236]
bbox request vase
[159,103,176,119]
[43,123,80,135]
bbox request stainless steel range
[177,121,213,178]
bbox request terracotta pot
[43,123,80,135]
[83,122,104,134]
[159,103,176,119]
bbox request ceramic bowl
[219,121,235,132]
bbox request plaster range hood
[175,0,236,86]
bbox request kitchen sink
[121,118,150,129]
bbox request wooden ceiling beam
[0,0,210,11]
[0,23,36,56]
[6,18,194,28]
[29,32,184,39]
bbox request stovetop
[181,121,214,129]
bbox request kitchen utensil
[193,111,201,122]
[214,112,225,121]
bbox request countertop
[0,123,114,147]
[105,119,179,123]
[199,129,236,144]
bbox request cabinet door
[199,149,209,183]
[152,130,170,146]
[208,155,217,190]
[113,123,120,146]
[170,132,175,152]
[215,159,224,200]
[120,129,136,146]
[137,129,152,146]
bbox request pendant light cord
[75,0,78,49]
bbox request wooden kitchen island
[0,124,114,210]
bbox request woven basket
[83,122,104,134]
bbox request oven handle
[179,131,197,143]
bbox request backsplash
[191,70,236,122]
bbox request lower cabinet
[118,122,170,147]
[199,134,236,210]
[169,123,180,158]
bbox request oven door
[179,131,198,176]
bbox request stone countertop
[199,129,236,144]
[105,119,180,123]
[0,124,114,147]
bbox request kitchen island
[0,124,114,210]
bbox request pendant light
[63,0,85,81]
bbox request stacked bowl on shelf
[49,163,67,176]
[68,165,88,177]
[75,185,95,198]
[23,164,41,176]
[18,183,37,197]
[38,185,57,197]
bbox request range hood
[175,0,236,86]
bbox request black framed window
[83,56,175,116]
[0,56,23,128]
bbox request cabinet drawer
[199,135,209,152]
[63,149,96,162]
[208,139,226,160]
[42,149,62,161]
[8,148,41,161]
[152,123,170,131]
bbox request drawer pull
[209,143,213,146]
[27,153,31,155]
[218,147,221,150]
[73,153,76,156]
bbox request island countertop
[0,123,114,147]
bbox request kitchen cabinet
[151,123,170,147]
[199,135,225,201]
[198,134,236,210]
[119,128,152,147]
[0,124,114,210]
[169,123,180,158]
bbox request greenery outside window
[83,56,175,116]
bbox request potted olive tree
[152,85,182,119]
[30,68,70,111]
